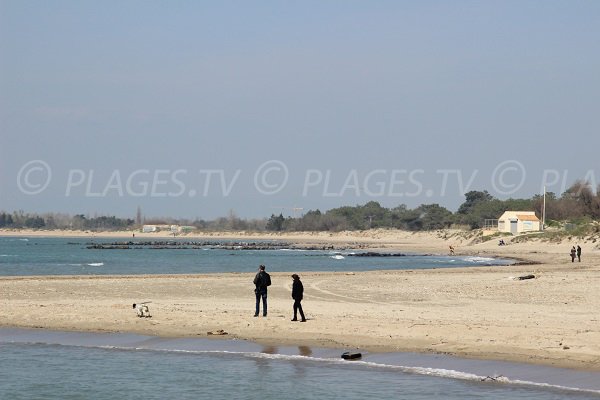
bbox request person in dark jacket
[253,265,271,317]
[577,245,582,262]
[291,274,306,322]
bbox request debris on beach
[207,329,228,335]
[509,274,536,280]
[341,351,362,360]
[516,274,535,280]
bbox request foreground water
[1,329,598,400]
[0,237,513,276]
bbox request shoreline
[0,228,488,252]
[2,228,600,371]
[3,327,600,393]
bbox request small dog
[133,302,151,318]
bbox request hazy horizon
[0,183,583,222]
[2,1,599,219]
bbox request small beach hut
[497,211,541,235]
[142,225,158,233]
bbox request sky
[1,1,599,220]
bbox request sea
[0,236,512,276]
[1,236,599,399]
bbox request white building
[142,225,157,233]
[497,211,541,234]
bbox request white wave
[87,263,104,267]
[69,264,83,266]
[330,255,345,260]
[157,350,600,394]
[18,238,29,241]
[236,353,600,394]
[0,254,18,257]
[464,256,496,263]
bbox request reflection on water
[261,345,278,354]
[298,346,312,357]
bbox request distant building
[142,225,157,233]
[497,211,541,234]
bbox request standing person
[253,265,271,317]
[291,274,306,322]
[577,245,582,262]
[570,246,576,263]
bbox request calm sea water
[0,236,512,276]
[1,329,599,400]
[2,236,597,399]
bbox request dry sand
[1,228,599,371]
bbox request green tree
[0,213,13,227]
[456,190,495,228]
[24,216,45,229]
[417,204,454,230]
[266,213,285,231]
[457,190,493,215]
[326,201,390,230]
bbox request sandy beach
[1,228,599,371]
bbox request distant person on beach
[291,274,306,322]
[449,245,455,255]
[570,246,576,263]
[577,245,582,262]
[253,265,271,317]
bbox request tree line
[1,181,598,232]
[0,212,134,231]
[266,180,599,231]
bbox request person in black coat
[253,265,271,317]
[291,274,306,322]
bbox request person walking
[253,265,271,317]
[577,245,582,262]
[570,246,576,263]
[291,274,306,322]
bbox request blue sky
[1,1,599,219]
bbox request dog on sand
[133,302,151,318]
